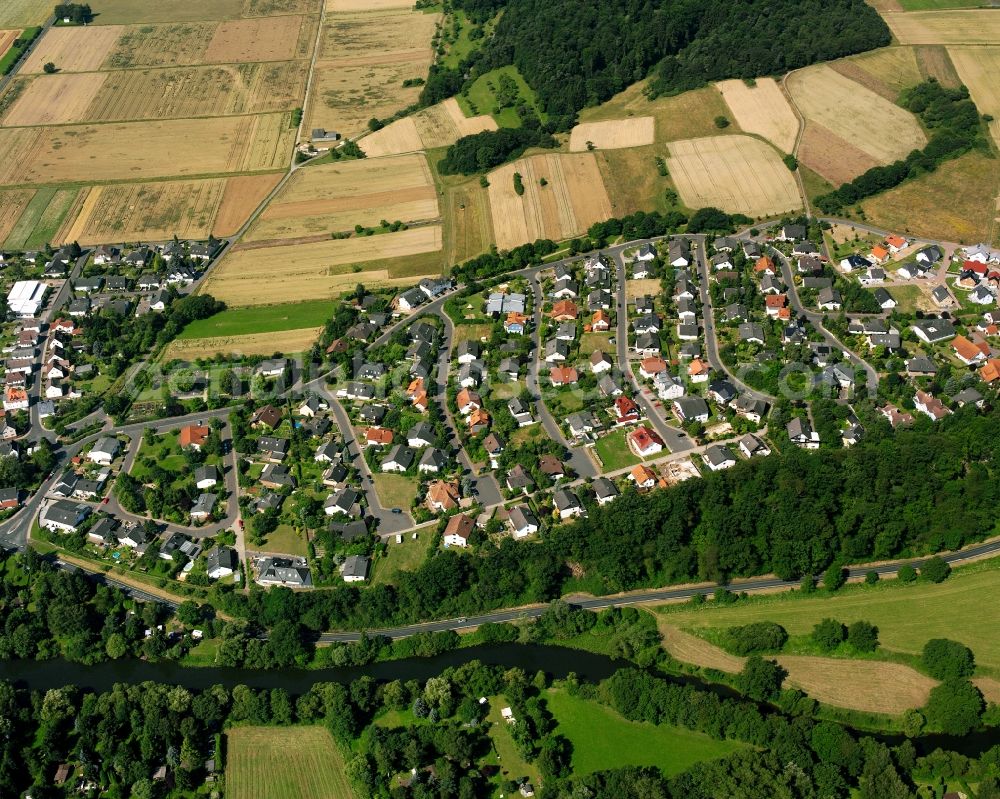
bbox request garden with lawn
[594,429,641,472]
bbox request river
[0,644,639,694]
[1,644,996,757]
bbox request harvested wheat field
[716,78,798,153]
[666,135,802,218]
[358,117,423,157]
[1,73,107,126]
[0,30,20,59]
[0,0,49,27]
[361,99,497,155]
[22,25,122,73]
[0,190,35,244]
[884,9,1000,44]
[59,179,229,244]
[205,226,443,305]
[207,16,305,62]
[214,173,283,236]
[248,153,438,240]
[443,178,493,265]
[309,61,427,140]
[569,117,655,152]
[0,114,294,185]
[948,47,1000,147]
[787,65,926,164]
[308,8,438,139]
[838,46,922,99]
[164,327,322,358]
[414,98,497,148]
[487,153,613,249]
[102,23,217,69]
[915,45,961,87]
[81,63,307,122]
[798,122,881,185]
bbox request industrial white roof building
[7,281,47,318]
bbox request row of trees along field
[4,659,1000,798]
[816,80,986,213]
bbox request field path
[780,68,811,218]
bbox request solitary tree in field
[43,62,57,74]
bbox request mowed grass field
[787,65,926,166]
[547,688,744,776]
[226,725,355,799]
[204,227,444,306]
[178,300,334,338]
[307,7,439,140]
[84,0,246,23]
[860,150,1000,243]
[666,135,802,218]
[658,560,1000,673]
[487,152,613,249]
[247,153,439,242]
[716,78,799,153]
[882,9,1000,44]
[0,29,22,59]
[2,187,79,249]
[658,623,938,715]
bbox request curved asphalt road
[53,532,1000,642]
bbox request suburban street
[772,247,880,398]
[610,250,693,453]
[527,273,598,478]
[690,236,776,403]
[323,391,414,535]
[432,311,504,506]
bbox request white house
[88,437,121,465]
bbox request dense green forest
[816,80,986,213]
[452,0,888,124]
[3,661,999,798]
